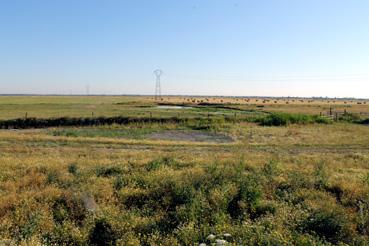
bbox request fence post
[329,107,332,116]
[25,112,28,119]
[335,112,338,121]
[91,112,94,117]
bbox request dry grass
[0,96,369,244]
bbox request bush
[301,208,352,244]
[339,113,361,122]
[42,221,85,245]
[262,160,280,178]
[145,159,163,171]
[228,174,262,219]
[95,166,123,177]
[258,113,290,126]
[252,202,277,219]
[313,162,329,189]
[258,113,330,126]
[186,118,212,130]
[113,175,128,190]
[89,219,117,246]
[145,157,178,171]
[52,193,87,226]
[46,169,61,185]
[67,164,78,175]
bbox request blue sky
[0,0,368,97]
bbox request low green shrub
[145,156,178,171]
[185,117,227,131]
[262,160,280,178]
[52,193,87,226]
[95,166,123,177]
[301,208,352,244]
[258,113,330,126]
[67,163,78,175]
[46,169,61,185]
[89,219,117,246]
[228,174,262,220]
[338,112,361,122]
[313,162,329,190]
[252,202,277,219]
[113,175,128,190]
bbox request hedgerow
[257,113,331,126]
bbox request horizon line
[0,94,368,100]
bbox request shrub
[145,157,177,171]
[52,193,87,226]
[262,160,280,178]
[313,162,329,189]
[113,175,128,190]
[145,159,163,171]
[67,164,78,175]
[324,184,344,203]
[20,212,41,240]
[228,174,262,220]
[89,219,117,246]
[46,169,61,185]
[301,208,352,244]
[252,202,277,219]
[258,113,330,126]
[259,113,290,126]
[186,118,211,130]
[95,166,122,177]
[119,188,150,209]
[366,172,369,184]
[339,113,361,122]
[42,221,85,245]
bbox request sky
[0,0,369,98]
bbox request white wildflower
[206,234,216,241]
[216,239,227,246]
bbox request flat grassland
[0,96,368,245]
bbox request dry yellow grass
[0,96,369,244]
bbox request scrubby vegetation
[0,96,368,245]
[258,113,331,126]
[0,112,332,130]
[1,154,369,245]
[0,116,188,129]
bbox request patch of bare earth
[146,130,234,143]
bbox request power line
[166,73,369,83]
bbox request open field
[0,96,369,245]
[0,96,368,120]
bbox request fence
[320,108,369,121]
